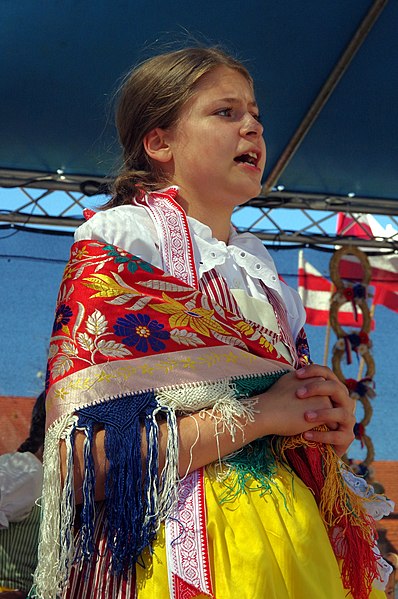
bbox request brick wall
[372,461,398,555]
[0,395,36,454]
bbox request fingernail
[305,411,317,421]
[304,431,314,440]
[296,386,307,396]
[296,368,306,375]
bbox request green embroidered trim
[232,369,289,399]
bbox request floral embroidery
[151,293,230,338]
[103,245,154,274]
[82,273,139,300]
[50,307,133,381]
[72,245,90,261]
[53,304,73,332]
[114,313,170,352]
[62,242,153,282]
[259,336,276,352]
[170,328,206,347]
[47,240,286,388]
[235,321,255,336]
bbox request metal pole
[262,0,390,195]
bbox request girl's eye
[216,108,232,117]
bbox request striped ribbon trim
[199,269,243,317]
[260,282,298,368]
[62,503,136,599]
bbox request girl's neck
[175,191,232,243]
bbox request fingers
[303,424,355,457]
[297,367,355,457]
[295,364,348,405]
[296,379,349,400]
[303,403,356,457]
[303,427,355,453]
[258,368,353,448]
[295,376,352,412]
[304,406,355,428]
[304,409,338,431]
[296,364,339,383]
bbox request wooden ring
[329,296,372,337]
[330,245,372,289]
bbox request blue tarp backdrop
[1,0,398,201]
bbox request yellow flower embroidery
[82,274,138,298]
[180,356,197,369]
[53,386,70,400]
[235,321,255,336]
[151,293,229,338]
[73,245,89,260]
[259,336,275,352]
[62,265,74,280]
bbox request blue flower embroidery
[113,313,170,352]
[53,303,73,331]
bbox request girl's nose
[240,112,263,137]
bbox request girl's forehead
[191,66,256,103]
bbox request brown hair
[106,47,252,208]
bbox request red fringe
[285,445,379,599]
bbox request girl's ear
[143,128,172,165]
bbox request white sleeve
[0,452,43,528]
[74,205,163,269]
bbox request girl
[33,47,393,599]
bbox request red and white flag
[298,250,366,327]
[336,213,398,313]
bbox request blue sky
[0,185,343,238]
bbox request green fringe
[219,437,277,503]
[218,370,290,504]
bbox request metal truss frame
[1,170,398,251]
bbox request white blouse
[74,204,306,340]
[0,452,43,528]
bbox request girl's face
[161,65,266,212]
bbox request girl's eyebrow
[210,96,258,109]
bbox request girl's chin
[238,182,263,202]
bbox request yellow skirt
[136,465,386,599]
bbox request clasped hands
[257,363,355,457]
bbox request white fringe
[33,414,78,599]
[180,414,200,480]
[143,406,180,531]
[145,380,254,534]
[156,378,258,444]
[159,407,179,518]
